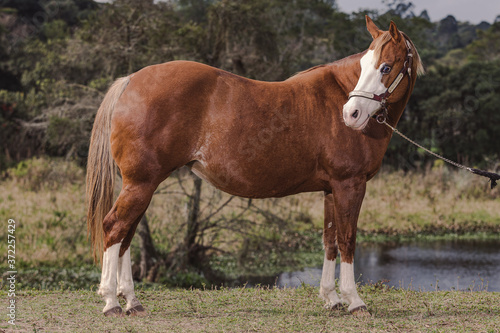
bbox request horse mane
[401,32,425,75]
[373,31,425,76]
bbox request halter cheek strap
[347,39,414,121]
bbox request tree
[137,214,158,280]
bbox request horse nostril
[352,110,359,119]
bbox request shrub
[6,156,83,191]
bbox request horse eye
[381,65,391,74]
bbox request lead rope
[380,119,500,189]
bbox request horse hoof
[126,304,147,317]
[104,306,124,317]
[350,305,370,316]
[325,302,343,310]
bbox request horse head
[343,16,424,130]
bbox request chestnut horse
[86,16,423,316]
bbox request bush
[6,156,84,191]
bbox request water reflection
[277,239,500,291]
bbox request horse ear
[389,21,400,42]
[366,15,382,39]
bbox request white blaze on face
[343,50,387,130]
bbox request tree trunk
[185,173,203,266]
[137,214,157,280]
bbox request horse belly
[190,157,322,198]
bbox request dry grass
[359,167,500,237]
[0,158,87,266]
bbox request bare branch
[177,174,191,198]
[67,83,105,97]
[14,119,49,131]
[199,196,235,224]
[153,190,189,196]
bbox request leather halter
[347,38,414,122]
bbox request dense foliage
[0,0,499,171]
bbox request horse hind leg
[98,180,157,316]
[117,241,146,316]
[99,241,122,316]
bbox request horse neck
[386,69,419,128]
[327,52,365,97]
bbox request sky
[336,0,500,24]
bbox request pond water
[277,239,500,291]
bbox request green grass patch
[1,286,499,332]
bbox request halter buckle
[376,108,388,124]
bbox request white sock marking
[117,247,141,311]
[98,242,121,312]
[319,252,341,308]
[339,261,366,311]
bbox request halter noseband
[347,39,414,123]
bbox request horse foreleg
[332,178,369,315]
[339,260,367,314]
[319,192,342,309]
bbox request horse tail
[86,76,130,264]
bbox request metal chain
[382,120,473,173]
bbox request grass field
[0,158,499,331]
[1,285,499,332]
